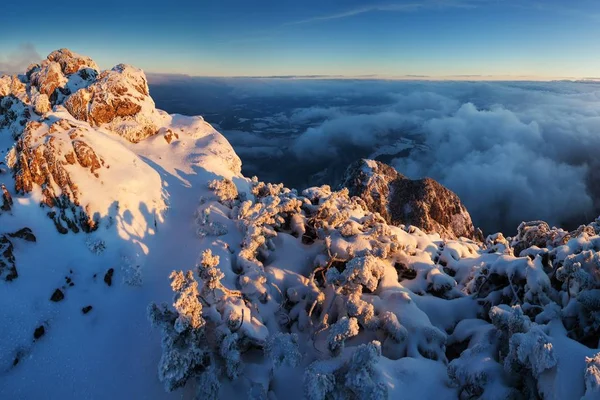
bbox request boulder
[46,48,99,75]
[64,63,158,143]
[30,61,67,99]
[341,159,479,240]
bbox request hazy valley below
[150,76,600,235]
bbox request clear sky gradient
[1,0,600,79]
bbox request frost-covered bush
[151,176,600,398]
[584,352,600,398]
[148,251,271,399]
[304,341,387,400]
[208,178,238,207]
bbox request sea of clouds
[151,78,600,234]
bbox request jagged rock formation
[64,63,158,143]
[0,48,168,234]
[1,48,159,143]
[8,118,104,233]
[0,228,36,281]
[341,159,479,240]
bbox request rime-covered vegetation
[151,177,600,399]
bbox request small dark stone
[82,305,93,314]
[104,268,114,286]
[50,288,64,302]
[33,325,45,339]
[69,282,74,287]
[13,356,19,366]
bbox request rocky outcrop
[0,228,35,281]
[0,234,18,281]
[9,119,103,233]
[46,48,99,75]
[0,75,29,137]
[341,159,479,240]
[0,48,207,237]
[1,48,158,143]
[30,61,67,99]
[64,63,158,142]
[1,184,13,211]
[0,75,26,97]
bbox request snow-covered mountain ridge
[0,50,599,400]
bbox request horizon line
[144,71,600,83]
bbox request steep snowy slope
[0,50,244,399]
[1,50,600,400]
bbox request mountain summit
[1,50,599,400]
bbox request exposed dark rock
[11,119,102,234]
[0,235,18,281]
[104,268,114,286]
[50,288,64,302]
[160,127,179,144]
[33,325,45,340]
[1,183,12,211]
[341,159,479,241]
[8,228,36,242]
[82,305,93,314]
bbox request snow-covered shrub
[148,271,207,392]
[304,341,387,400]
[327,316,359,355]
[489,305,557,398]
[148,251,270,398]
[208,178,238,207]
[584,352,600,398]
[150,176,600,398]
[264,332,302,367]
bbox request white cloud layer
[287,81,600,233]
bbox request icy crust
[149,174,600,399]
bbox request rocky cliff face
[0,49,169,235]
[9,118,105,233]
[341,159,480,240]
[2,48,159,143]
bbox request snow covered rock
[2,48,159,143]
[10,119,105,233]
[0,74,26,97]
[0,228,35,281]
[64,63,159,142]
[46,48,99,75]
[341,159,479,240]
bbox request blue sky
[1,0,600,79]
